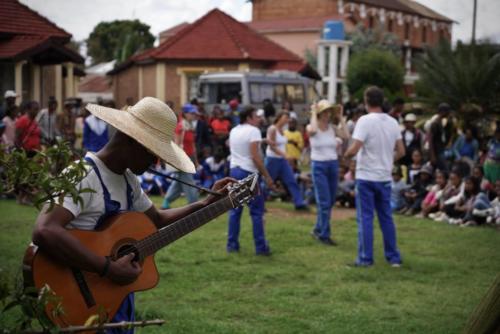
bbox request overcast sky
[21,0,500,44]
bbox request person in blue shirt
[83,113,109,152]
[453,127,479,162]
[201,149,226,189]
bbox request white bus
[198,71,317,119]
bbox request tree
[416,40,500,119]
[86,20,155,65]
[346,48,405,100]
[348,23,401,56]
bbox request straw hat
[315,99,337,114]
[86,97,195,173]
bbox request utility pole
[472,0,478,44]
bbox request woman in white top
[306,100,350,245]
[1,106,17,149]
[265,112,308,210]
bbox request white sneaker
[435,214,449,222]
[391,263,402,268]
[472,208,493,217]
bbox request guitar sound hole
[116,244,140,262]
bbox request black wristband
[100,256,111,277]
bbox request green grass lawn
[0,197,499,333]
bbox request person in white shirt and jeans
[345,86,406,267]
[227,105,275,255]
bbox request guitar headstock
[227,173,259,208]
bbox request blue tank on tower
[322,20,345,40]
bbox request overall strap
[84,156,115,212]
[84,156,133,229]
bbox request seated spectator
[391,165,408,212]
[337,163,356,208]
[472,165,492,193]
[473,180,500,225]
[484,127,500,184]
[431,169,465,222]
[344,160,356,182]
[200,149,226,189]
[400,165,433,215]
[408,149,424,184]
[138,161,172,196]
[446,177,488,226]
[419,169,448,218]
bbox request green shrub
[347,48,405,101]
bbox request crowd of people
[1,87,499,239]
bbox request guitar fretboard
[136,197,233,258]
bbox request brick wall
[113,66,138,108]
[252,0,338,21]
[253,0,451,49]
[142,65,156,98]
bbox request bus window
[274,84,286,104]
[250,83,273,104]
[285,84,305,103]
[200,82,242,104]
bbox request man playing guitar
[31,97,234,332]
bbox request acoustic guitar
[23,173,259,328]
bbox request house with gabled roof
[0,0,84,109]
[108,8,318,108]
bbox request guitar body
[23,212,160,328]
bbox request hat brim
[86,104,195,174]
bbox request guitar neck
[137,197,234,258]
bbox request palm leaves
[416,40,500,117]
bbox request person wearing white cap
[31,97,234,330]
[1,90,18,121]
[401,113,423,166]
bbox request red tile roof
[110,9,316,78]
[0,0,83,62]
[78,75,112,93]
[146,9,306,62]
[0,0,71,39]
[159,22,190,43]
[0,34,83,63]
[0,34,48,58]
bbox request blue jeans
[355,179,402,265]
[265,157,306,208]
[162,172,199,208]
[474,192,491,210]
[311,160,339,239]
[227,167,269,254]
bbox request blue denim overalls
[85,156,135,334]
